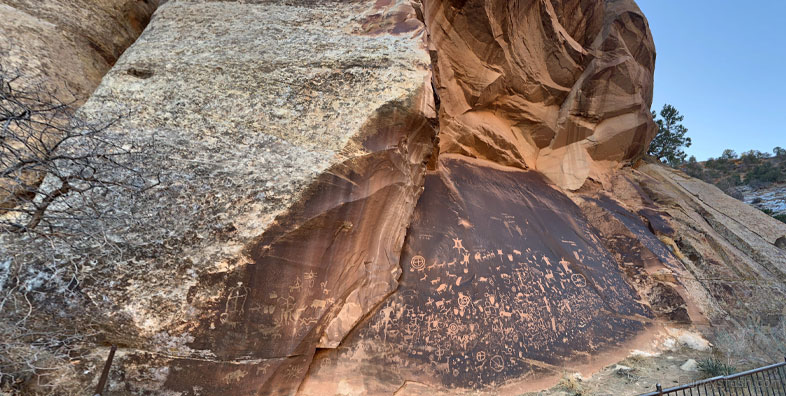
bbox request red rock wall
[424,0,657,190]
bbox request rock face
[72,1,437,394]
[0,0,159,101]
[61,0,664,393]
[633,164,786,322]
[0,0,159,212]
[425,0,657,190]
[4,0,786,395]
[299,156,656,395]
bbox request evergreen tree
[720,149,737,160]
[648,104,692,167]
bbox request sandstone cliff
[425,0,656,190]
[1,0,785,395]
[0,0,159,101]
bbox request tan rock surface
[0,0,158,212]
[69,1,437,394]
[0,0,158,101]
[633,163,786,322]
[425,0,657,190]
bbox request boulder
[680,359,698,372]
[72,1,437,394]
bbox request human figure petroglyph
[461,252,470,265]
[225,282,249,315]
[289,276,302,293]
[303,270,317,288]
[559,258,572,273]
[452,238,466,253]
[272,295,297,327]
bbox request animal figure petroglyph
[224,369,246,384]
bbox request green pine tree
[648,104,692,167]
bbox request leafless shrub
[0,67,160,394]
[712,313,786,368]
[0,67,159,237]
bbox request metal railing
[640,358,786,396]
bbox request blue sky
[636,1,786,160]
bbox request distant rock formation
[2,0,786,395]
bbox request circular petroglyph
[476,351,487,362]
[447,323,460,336]
[410,255,426,271]
[458,294,471,308]
[490,355,505,372]
[571,273,587,288]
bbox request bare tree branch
[0,66,159,237]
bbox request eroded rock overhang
[424,0,657,190]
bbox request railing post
[93,345,117,396]
[656,383,663,395]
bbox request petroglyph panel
[301,157,653,393]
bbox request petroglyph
[224,369,246,384]
[411,255,426,271]
[325,158,652,390]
